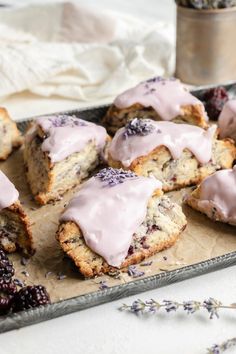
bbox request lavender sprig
[207,337,236,354]
[48,115,86,128]
[95,167,137,187]
[120,298,235,319]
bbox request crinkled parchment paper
[1,148,236,303]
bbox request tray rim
[2,81,236,334]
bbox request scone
[185,167,236,226]
[57,168,187,277]
[219,99,236,141]
[24,114,110,205]
[0,171,34,255]
[101,77,208,134]
[0,107,22,160]
[107,118,236,192]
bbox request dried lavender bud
[163,300,179,312]
[48,115,86,128]
[45,271,54,278]
[207,337,236,354]
[13,285,51,312]
[13,278,26,288]
[0,249,14,281]
[123,118,155,139]
[95,167,137,187]
[203,297,222,319]
[183,300,201,314]
[99,281,108,290]
[127,265,145,278]
[0,279,17,315]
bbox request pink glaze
[114,77,208,121]
[195,167,236,225]
[60,174,162,267]
[36,115,107,163]
[0,171,19,211]
[109,120,217,167]
[219,99,236,141]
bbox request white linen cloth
[0,1,175,102]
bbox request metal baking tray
[1,81,236,334]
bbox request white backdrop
[1,1,236,354]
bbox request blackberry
[0,248,14,281]
[203,86,229,120]
[13,285,51,312]
[0,279,17,315]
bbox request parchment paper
[1,148,236,303]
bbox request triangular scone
[0,171,34,255]
[101,77,208,134]
[24,114,110,205]
[0,108,22,160]
[107,119,236,192]
[186,167,236,226]
[57,168,187,277]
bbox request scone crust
[57,195,187,278]
[0,107,22,160]
[102,103,208,135]
[108,137,236,192]
[1,201,35,255]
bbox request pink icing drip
[114,78,208,121]
[36,116,107,163]
[60,175,162,267]
[109,121,217,167]
[219,99,236,141]
[0,171,19,211]
[196,167,236,225]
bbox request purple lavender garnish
[13,278,26,288]
[99,281,109,290]
[20,257,30,266]
[163,300,179,312]
[123,118,155,139]
[145,76,176,84]
[49,115,86,128]
[95,167,137,187]
[183,300,201,314]
[127,265,145,278]
[21,270,30,277]
[207,337,236,354]
[203,297,222,319]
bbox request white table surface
[1,1,236,354]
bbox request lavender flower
[203,297,222,319]
[127,265,145,278]
[57,272,67,281]
[95,167,137,187]
[49,115,86,128]
[13,278,25,288]
[163,300,179,312]
[183,300,201,314]
[207,337,236,354]
[20,257,30,266]
[123,118,155,139]
[99,281,109,290]
[21,270,30,277]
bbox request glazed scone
[0,107,22,160]
[219,99,236,141]
[102,77,208,134]
[186,167,236,226]
[107,119,236,192]
[0,171,34,255]
[24,114,110,205]
[57,168,187,277]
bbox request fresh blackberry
[0,248,14,281]
[13,285,51,312]
[0,279,17,315]
[203,86,229,120]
